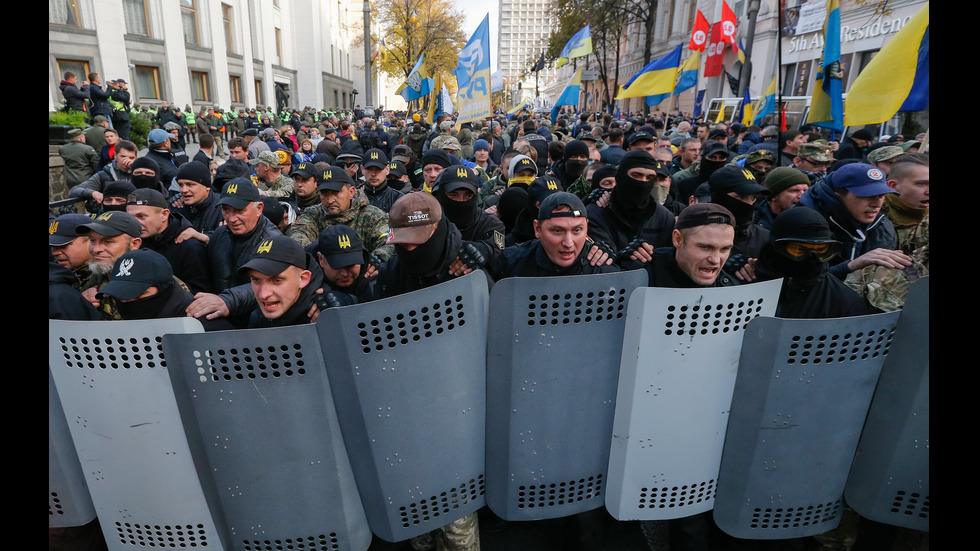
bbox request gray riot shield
[605,280,783,521]
[845,276,929,532]
[48,318,228,551]
[485,270,648,521]
[712,310,902,540]
[49,367,96,528]
[162,324,373,551]
[315,272,490,542]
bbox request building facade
[49,0,368,114]
[497,0,558,105]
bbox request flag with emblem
[556,24,593,68]
[689,10,709,51]
[398,54,434,103]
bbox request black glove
[583,188,606,205]
[58,204,78,215]
[315,290,358,310]
[586,237,616,259]
[724,253,748,273]
[457,242,486,271]
[366,253,383,272]
[617,237,649,262]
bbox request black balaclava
[436,186,478,230]
[611,149,661,219]
[590,165,618,191]
[760,206,836,280]
[698,157,728,179]
[395,216,450,275]
[711,192,756,228]
[497,187,529,234]
[131,156,162,190]
[116,281,175,320]
[562,140,590,180]
[102,180,137,212]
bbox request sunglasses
[341,161,360,167]
[773,240,841,261]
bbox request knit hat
[473,139,490,152]
[175,160,212,186]
[563,140,590,160]
[420,148,452,169]
[131,156,161,175]
[764,167,811,195]
[103,180,137,200]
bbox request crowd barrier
[49,272,929,550]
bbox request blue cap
[827,163,898,197]
[147,128,171,145]
[473,139,490,152]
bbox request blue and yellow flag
[556,24,593,68]
[550,68,582,124]
[507,98,531,118]
[645,51,699,107]
[845,2,928,125]
[753,76,777,125]
[616,45,683,100]
[454,14,492,126]
[808,0,843,132]
[398,54,434,103]
[736,86,752,126]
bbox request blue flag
[556,25,593,68]
[455,14,492,125]
[398,54,434,103]
[551,68,583,124]
[693,89,706,118]
[809,0,843,132]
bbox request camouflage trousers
[409,512,480,551]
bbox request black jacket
[753,245,869,319]
[206,216,282,293]
[362,181,404,213]
[141,212,213,294]
[145,148,179,187]
[88,84,113,117]
[49,262,102,320]
[177,189,224,235]
[59,80,89,112]
[488,240,621,279]
[644,248,740,288]
[113,280,235,331]
[585,199,676,253]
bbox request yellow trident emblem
[96,212,114,221]
[547,179,558,190]
[521,159,531,165]
[257,240,273,254]
[370,151,379,159]
[742,169,756,181]
[49,221,58,235]
[457,168,469,178]
[323,170,332,180]
[338,234,352,249]
[227,182,239,194]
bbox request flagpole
[777,2,783,128]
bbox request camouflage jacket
[563,173,591,200]
[844,214,929,313]
[252,173,294,199]
[286,187,394,260]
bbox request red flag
[703,22,727,77]
[689,10,710,52]
[781,104,787,131]
[720,0,738,46]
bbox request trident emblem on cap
[741,169,756,181]
[547,180,558,190]
[457,168,469,178]
[323,170,332,179]
[257,240,273,254]
[371,152,379,159]
[97,212,114,221]
[49,221,58,235]
[338,234,352,249]
[227,183,239,194]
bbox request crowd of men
[51,84,929,551]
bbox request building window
[275,27,283,65]
[334,90,339,109]
[57,59,90,86]
[229,75,242,103]
[222,3,235,53]
[134,66,161,101]
[191,71,209,102]
[255,80,263,106]
[122,0,149,36]
[181,0,200,45]
[49,0,81,27]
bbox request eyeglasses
[773,240,841,261]
[801,158,831,168]
[341,162,360,168]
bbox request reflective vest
[184,111,196,124]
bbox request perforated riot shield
[605,280,782,521]
[315,272,490,542]
[712,310,902,539]
[485,270,648,521]
[845,276,929,532]
[49,367,96,528]
[162,324,373,551]
[48,318,228,551]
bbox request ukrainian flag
[616,45,682,100]
[809,0,843,132]
[508,98,531,118]
[398,54,434,103]
[845,2,929,125]
[753,76,777,126]
[550,68,582,124]
[556,25,593,69]
[645,50,699,107]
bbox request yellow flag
[714,101,726,123]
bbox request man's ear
[299,269,312,289]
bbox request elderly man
[250,150,295,199]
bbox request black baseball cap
[362,148,389,169]
[701,140,731,158]
[708,129,728,140]
[527,175,564,204]
[628,131,656,147]
[435,165,482,194]
[219,177,262,209]
[388,160,408,179]
[675,203,736,230]
[291,162,317,180]
[76,211,142,238]
[537,192,586,221]
[49,214,94,246]
[242,128,259,137]
[97,249,174,301]
[126,188,169,209]
[239,234,307,276]
[708,165,769,196]
[316,167,353,191]
[314,225,365,269]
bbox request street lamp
[352,89,358,110]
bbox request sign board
[581,70,599,81]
